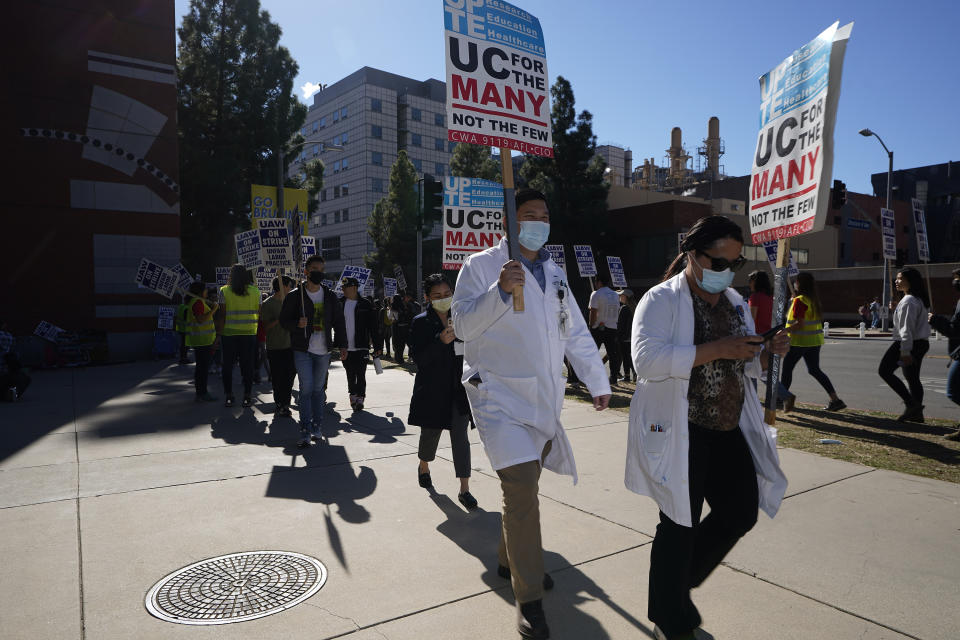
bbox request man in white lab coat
[452,189,611,639]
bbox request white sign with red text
[442,177,504,269]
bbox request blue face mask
[518,221,550,251]
[691,253,734,293]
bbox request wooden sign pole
[500,147,524,312]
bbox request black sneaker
[241,395,252,408]
[825,398,847,411]
[224,395,235,408]
[517,599,549,639]
[297,428,311,448]
[418,470,432,489]
[897,404,924,422]
[457,491,478,510]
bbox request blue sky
[174,0,959,195]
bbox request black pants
[619,340,634,379]
[344,350,368,398]
[177,332,188,362]
[595,327,620,382]
[648,423,759,638]
[193,345,211,395]
[393,324,410,362]
[780,345,836,395]
[879,340,930,406]
[418,409,472,478]
[267,348,296,408]
[221,334,256,397]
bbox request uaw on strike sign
[749,22,852,244]
[443,0,552,158]
[443,177,504,269]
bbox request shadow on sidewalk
[430,492,653,639]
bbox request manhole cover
[145,551,327,625]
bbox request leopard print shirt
[688,293,746,431]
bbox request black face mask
[953,279,960,292]
[308,271,325,285]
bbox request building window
[333,135,341,146]
[435,113,444,126]
[320,213,327,226]
[372,178,384,192]
[371,151,383,166]
[795,248,809,265]
[312,144,319,157]
[334,210,341,224]
[342,208,349,222]
[333,160,340,173]
[321,188,327,201]
[319,116,326,128]
[372,125,382,139]
[448,141,457,153]
[434,138,444,151]
[435,163,444,176]
[411,133,422,147]
[333,186,341,198]
[312,214,320,226]
[341,157,349,170]
[322,236,340,261]
[312,121,318,133]
[333,109,340,123]
[411,108,421,121]
[342,183,349,196]
[342,131,349,145]
[340,106,348,119]
[301,126,308,136]
[371,98,382,112]
[411,158,422,171]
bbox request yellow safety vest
[220,285,260,336]
[786,294,824,347]
[185,300,216,347]
[174,303,189,332]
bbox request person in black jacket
[392,292,421,363]
[339,277,382,412]
[279,254,346,448]
[409,274,477,510]
[929,267,960,440]
[616,288,636,383]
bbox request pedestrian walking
[185,282,218,402]
[279,254,345,447]
[410,274,477,509]
[338,276,381,411]
[747,270,773,334]
[261,275,296,418]
[781,273,846,412]
[880,268,932,422]
[617,288,636,383]
[219,264,260,408]
[379,298,394,359]
[589,273,621,385]
[625,215,789,640]
[453,188,611,639]
[869,296,881,328]
[391,293,419,363]
[929,268,960,440]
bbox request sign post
[749,21,853,426]
[911,198,934,310]
[443,0,554,313]
[881,207,897,302]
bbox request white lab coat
[624,272,787,527]
[452,239,611,483]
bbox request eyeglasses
[696,250,747,272]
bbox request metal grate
[145,551,327,625]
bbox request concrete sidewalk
[1,361,957,639]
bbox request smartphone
[749,323,785,344]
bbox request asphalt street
[774,336,955,420]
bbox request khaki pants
[496,440,552,604]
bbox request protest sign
[910,198,930,262]
[235,230,262,268]
[322,279,336,291]
[606,256,627,288]
[169,263,194,291]
[34,321,64,342]
[216,267,230,287]
[335,265,373,294]
[135,258,178,298]
[250,184,308,235]
[157,306,175,330]
[254,266,273,295]
[748,22,853,244]
[257,218,292,270]
[881,208,897,260]
[544,244,565,270]
[762,241,800,277]
[383,277,398,300]
[393,266,408,292]
[442,177,504,269]
[301,236,317,264]
[362,278,375,298]
[443,0,553,158]
[573,245,597,278]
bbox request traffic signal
[422,174,444,222]
[832,179,847,209]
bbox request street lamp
[859,127,894,331]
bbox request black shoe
[517,599,549,639]
[458,491,478,509]
[418,470,432,489]
[224,395,235,408]
[897,403,924,422]
[241,395,252,408]
[497,564,554,590]
[297,428,311,448]
[278,406,292,418]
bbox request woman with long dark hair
[780,272,845,412]
[219,264,260,408]
[627,215,790,640]
[880,267,931,422]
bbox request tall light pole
[276,139,343,258]
[859,127,893,331]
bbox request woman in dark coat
[408,273,476,509]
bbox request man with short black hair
[339,276,381,411]
[589,272,622,385]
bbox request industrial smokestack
[706,116,720,178]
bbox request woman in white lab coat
[625,215,790,640]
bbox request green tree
[449,143,500,181]
[288,156,325,214]
[177,0,306,278]
[365,151,421,278]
